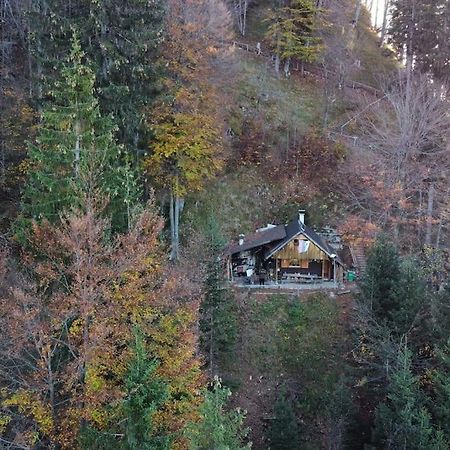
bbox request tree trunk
[169,190,176,260]
[274,53,280,75]
[237,0,248,36]
[425,182,434,246]
[380,0,390,45]
[283,57,291,77]
[169,189,185,261]
[353,0,362,28]
[436,219,442,249]
[74,121,81,178]
[405,1,415,90]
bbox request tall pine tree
[265,0,322,75]
[186,377,251,450]
[266,387,301,450]
[79,330,171,450]
[29,0,164,155]
[373,343,447,449]
[389,0,450,81]
[20,36,140,233]
[199,215,238,375]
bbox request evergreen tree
[265,0,322,75]
[373,343,447,449]
[266,388,301,450]
[29,0,164,155]
[390,258,425,335]
[20,37,140,232]
[199,215,238,374]
[79,330,171,449]
[389,0,450,81]
[433,339,450,441]
[430,279,450,342]
[360,235,401,322]
[360,238,426,337]
[186,377,251,450]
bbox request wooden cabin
[225,211,344,284]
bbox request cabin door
[308,261,323,276]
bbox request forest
[2,0,450,449]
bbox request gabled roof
[225,225,286,255]
[226,216,342,264]
[264,218,339,262]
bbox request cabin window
[289,259,300,267]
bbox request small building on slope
[225,211,344,284]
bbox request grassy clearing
[183,52,325,239]
[231,52,323,135]
[220,291,351,449]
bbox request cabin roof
[226,225,286,255]
[226,216,342,264]
[264,218,339,261]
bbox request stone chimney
[239,234,245,246]
[298,209,306,225]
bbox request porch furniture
[281,273,322,284]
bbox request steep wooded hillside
[3,1,450,449]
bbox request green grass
[220,292,350,447]
[183,52,325,240]
[233,53,322,134]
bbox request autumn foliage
[0,197,202,449]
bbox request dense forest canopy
[2,0,450,449]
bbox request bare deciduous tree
[340,74,450,248]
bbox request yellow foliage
[3,390,54,436]
[0,414,12,434]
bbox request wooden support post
[275,258,279,284]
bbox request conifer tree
[20,36,140,233]
[389,0,450,81]
[79,330,171,450]
[373,343,447,449]
[431,280,450,342]
[361,237,426,335]
[199,215,238,374]
[266,0,322,75]
[186,377,251,450]
[266,388,301,450]
[360,235,401,322]
[432,339,450,442]
[390,258,425,335]
[29,0,164,155]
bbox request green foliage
[360,236,425,335]
[20,37,140,233]
[278,296,344,414]
[373,343,447,449]
[265,0,322,63]
[430,280,450,341]
[199,215,238,371]
[120,331,171,450]
[389,0,450,80]
[322,376,353,449]
[29,0,164,154]
[433,340,450,440]
[220,293,349,447]
[360,235,401,319]
[186,377,251,450]
[266,387,301,450]
[79,330,171,450]
[390,258,426,335]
